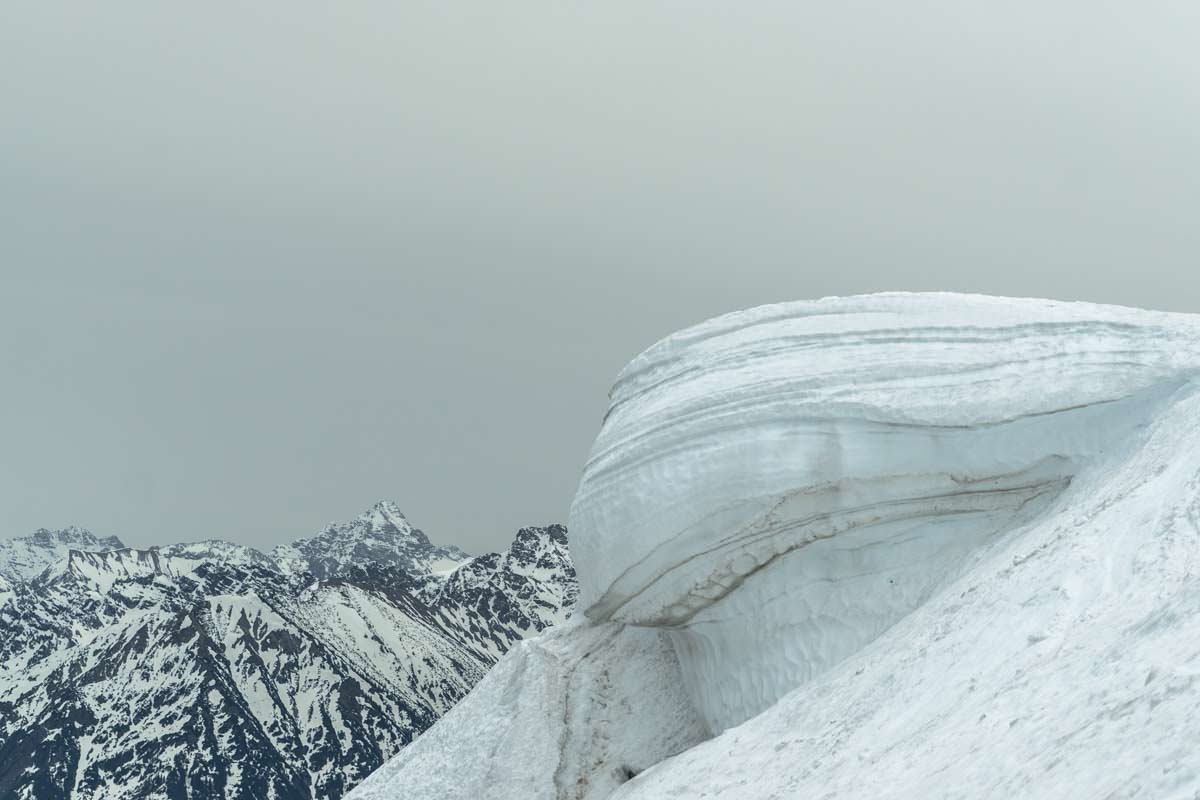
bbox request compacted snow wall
[569,293,1200,731]
[350,293,1200,800]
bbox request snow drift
[350,294,1200,799]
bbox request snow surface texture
[348,621,708,800]
[351,293,1200,799]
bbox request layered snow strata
[569,293,1200,731]
[613,362,1200,799]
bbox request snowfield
[350,293,1200,799]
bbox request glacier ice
[350,293,1200,799]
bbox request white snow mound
[350,293,1200,800]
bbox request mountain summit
[272,500,470,579]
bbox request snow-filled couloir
[350,294,1200,800]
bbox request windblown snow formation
[351,294,1200,800]
[571,293,1200,731]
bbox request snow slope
[348,621,708,800]
[350,293,1200,799]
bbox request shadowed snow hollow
[350,294,1200,800]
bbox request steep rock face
[0,505,575,800]
[351,294,1200,800]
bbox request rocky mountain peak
[511,523,568,553]
[355,499,409,529]
[337,500,433,548]
[272,501,469,580]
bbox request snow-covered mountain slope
[0,526,125,582]
[349,293,1200,800]
[156,538,280,570]
[423,524,577,660]
[0,503,575,800]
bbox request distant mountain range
[0,501,576,800]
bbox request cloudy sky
[3,2,1199,552]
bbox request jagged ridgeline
[0,502,576,800]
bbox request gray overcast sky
[3,2,1199,553]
